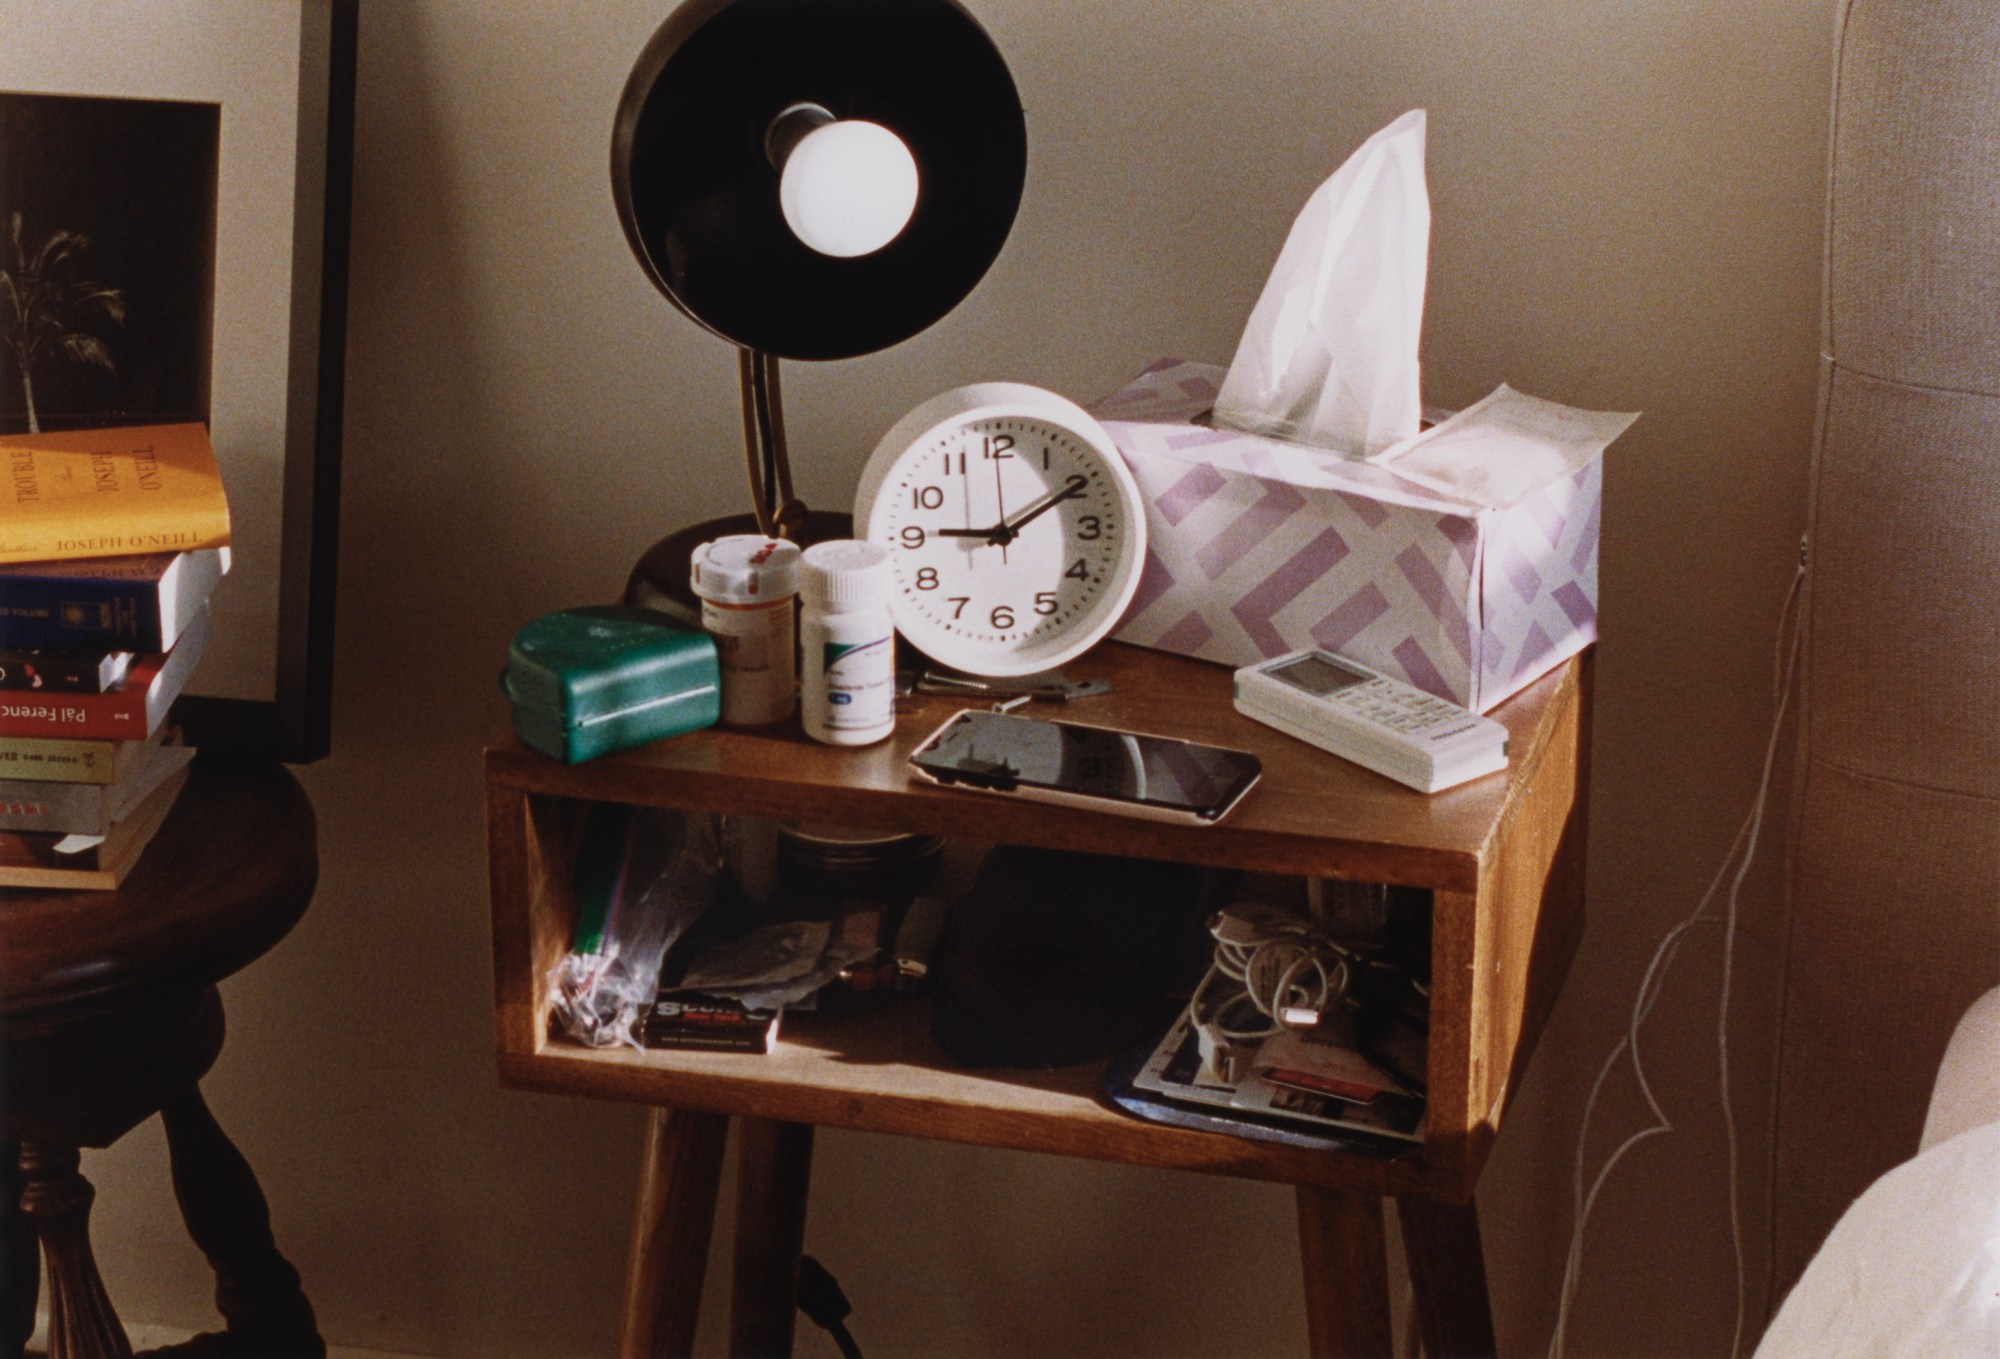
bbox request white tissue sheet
[1374,385,1639,511]
[1099,360,1606,713]
[1754,1119,2000,1359]
[1213,109,1431,459]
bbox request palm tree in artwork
[0,211,126,434]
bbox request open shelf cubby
[486,643,1589,1203]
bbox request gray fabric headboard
[1771,0,2000,1299]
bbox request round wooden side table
[0,758,324,1359]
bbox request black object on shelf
[929,846,1203,1069]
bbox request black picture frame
[0,1,357,764]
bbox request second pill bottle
[798,540,896,746]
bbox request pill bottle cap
[799,540,893,613]
[690,535,801,604]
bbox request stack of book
[0,424,231,889]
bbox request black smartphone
[907,709,1262,825]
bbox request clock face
[853,385,1148,677]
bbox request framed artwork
[0,0,357,763]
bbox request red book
[0,608,210,740]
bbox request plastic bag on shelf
[547,804,725,1049]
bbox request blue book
[0,548,229,652]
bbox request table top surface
[487,642,1582,892]
[0,759,318,1023]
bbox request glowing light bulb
[778,120,920,258]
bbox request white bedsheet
[1755,1117,2000,1358]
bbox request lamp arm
[737,348,809,540]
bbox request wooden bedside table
[486,643,1590,1359]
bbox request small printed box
[502,606,720,764]
[1095,359,1600,712]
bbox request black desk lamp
[612,0,1027,563]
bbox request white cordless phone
[1232,649,1508,793]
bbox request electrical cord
[1216,933,1345,1027]
[798,1254,864,1359]
[1550,548,1806,1359]
[1188,900,1427,1083]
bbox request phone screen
[1266,652,1371,697]
[909,711,1262,821]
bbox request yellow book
[0,423,232,565]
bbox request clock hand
[997,479,1087,538]
[991,449,1010,565]
[933,470,1083,548]
[935,480,1087,547]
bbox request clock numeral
[990,605,1015,630]
[1076,515,1101,541]
[900,525,926,549]
[1065,558,1089,581]
[1041,445,1051,470]
[947,596,970,619]
[1063,473,1087,496]
[1034,592,1058,616]
[981,434,1015,460]
[916,567,939,590]
[943,451,965,475]
[911,485,945,510]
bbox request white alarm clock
[853,383,1148,677]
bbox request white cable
[1192,904,1364,1080]
[1550,556,1805,1359]
[1210,908,1352,1026]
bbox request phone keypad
[1338,681,1466,734]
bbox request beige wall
[85,2,1834,1355]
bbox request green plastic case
[502,606,720,764]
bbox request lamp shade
[612,0,1027,361]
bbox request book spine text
[0,576,163,650]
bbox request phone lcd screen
[909,711,1262,821]
[1267,653,1371,697]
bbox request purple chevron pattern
[1127,546,1177,618]
[1165,427,1241,453]
[1482,460,1600,702]
[1552,580,1595,631]
[1154,609,1215,654]
[1392,637,1452,701]
[1526,493,1568,551]
[1396,543,1472,667]
[1196,478,1307,580]
[1232,526,1351,653]
[1570,469,1601,573]
[1156,463,1227,526]
[1505,546,1543,605]
[1098,360,1603,711]
[1337,491,1392,530]
[1310,583,1390,653]
[1441,515,1482,574]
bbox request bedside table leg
[1295,1185,1392,1359]
[621,1108,729,1359]
[18,1143,132,1359]
[159,1085,324,1357]
[1396,1196,1496,1359]
[1,1143,36,1359]
[730,1119,815,1359]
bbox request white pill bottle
[797,540,897,746]
[690,534,800,729]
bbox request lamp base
[623,510,855,618]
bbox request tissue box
[1097,359,1599,712]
